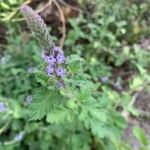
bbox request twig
[0,120,10,135]
[58,0,83,13]
[36,0,53,13]
[128,92,139,108]
[2,0,32,22]
[0,140,15,146]
[23,0,32,5]
[52,0,66,48]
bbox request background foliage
[0,0,150,150]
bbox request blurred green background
[0,0,150,149]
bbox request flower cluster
[20,5,66,88]
[42,46,66,87]
[0,102,6,112]
[25,95,33,104]
[14,132,24,142]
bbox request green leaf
[70,133,91,150]
[111,112,127,129]
[130,76,143,90]
[35,71,49,86]
[27,88,67,120]
[47,108,74,124]
[88,107,107,123]
[67,54,83,74]
[90,120,107,139]
[133,126,148,146]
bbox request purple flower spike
[15,132,24,142]
[56,67,65,77]
[48,55,56,65]
[0,102,6,112]
[47,65,54,76]
[56,53,65,64]
[52,46,63,54]
[20,5,54,52]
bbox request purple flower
[47,65,54,76]
[52,46,63,54]
[100,76,109,83]
[56,80,64,89]
[26,95,33,104]
[0,102,6,112]
[56,67,65,77]
[15,132,24,142]
[47,55,56,65]
[56,53,65,64]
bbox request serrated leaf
[111,112,127,129]
[90,119,107,139]
[70,133,91,150]
[27,88,67,120]
[47,109,73,124]
[81,105,108,123]
[35,71,49,86]
[67,54,83,73]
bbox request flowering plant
[19,5,127,149]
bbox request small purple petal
[15,132,24,142]
[0,102,6,112]
[56,67,65,77]
[47,55,56,65]
[100,76,109,83]
[26,95,33,104]
[56,53,65,64]
[56,80,64,89]
[20,5,28,12]
[47,65,54,76]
